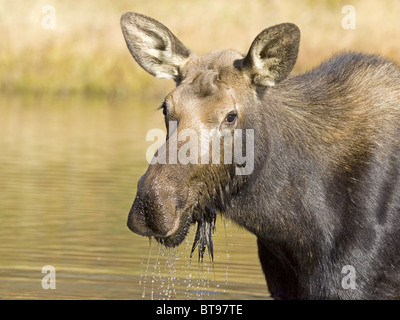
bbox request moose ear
[121,12,193,81]
[242,23,300,86]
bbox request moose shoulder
[121,12,400,299]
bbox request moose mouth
[154,206,217,261]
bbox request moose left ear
[242,23,300,87]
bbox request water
[0,95,269,300]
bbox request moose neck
[226,80,338,268]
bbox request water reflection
[0,96,268,299]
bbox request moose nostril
[127,199,148,235]
[127,188,179,238]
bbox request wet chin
[155,220,192,247]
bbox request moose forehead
[181,50,244,86]
[165,50,244,114]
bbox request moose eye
[224,112,237,124]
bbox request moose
[121,12,400,299]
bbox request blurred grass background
[1,0,400,98]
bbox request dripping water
[140,237,153,298]
[139,215,232,300]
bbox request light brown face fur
[129,52,249,246]
[166,50,246,133]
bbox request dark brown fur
[121,12,400,299]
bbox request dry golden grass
[1,0,400,97]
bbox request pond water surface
[0,95,269,299]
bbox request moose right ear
[120,12,193,81]
[242,23,300,87]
